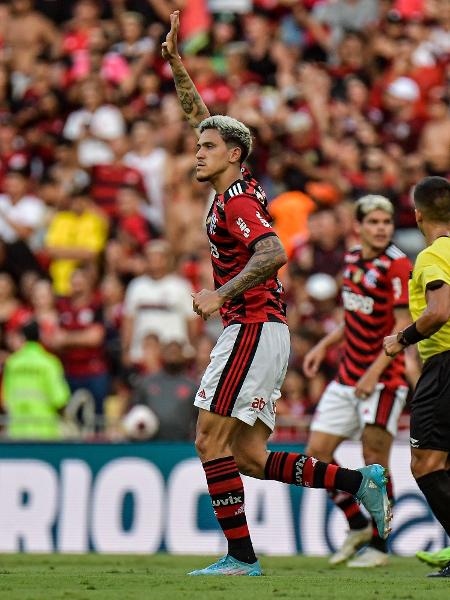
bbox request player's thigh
[231,418,271,478]
[358,384,408,438]
[230,322,290,432]
[310,380,360,441]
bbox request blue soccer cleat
[355,464,392,540]
[187,555,262,576]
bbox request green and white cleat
[355,465,392,540]
[188,555,262,576]
[417,547,450,568]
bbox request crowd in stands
[0,0,448,441]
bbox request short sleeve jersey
[409,236,450,362]
[206,175,287,327]
[338,243,412,387]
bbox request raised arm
[161,11,210,136]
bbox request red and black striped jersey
[337,243,412,387]
[206,174,287,327]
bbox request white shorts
[194,322,290,431]
[310,380,408,439]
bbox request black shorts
[410,350,450,452]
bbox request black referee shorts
[410,350,450,452]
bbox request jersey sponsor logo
[342,290,375,315]
[256,211,271,228]
[209,241,219,258]
[236,217,251,238]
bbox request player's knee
[410,453,445,479]
[194,429,228,462]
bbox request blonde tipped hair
[355,195,394,222]
[199,115,252,163]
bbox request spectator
[2,319,70,440]
[63,78,126,167]
[30,277,59,340]
[90,134,147,219]
[0,166,45,280]
[124,119,169,230]
[5,0,60,79]
[45,182,108,295]
[48,266,109,420]
[131,339,197,441]
[290,207,346,278]
[122,239,196,365]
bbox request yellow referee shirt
[409,236,450,362]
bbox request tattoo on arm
[171,61,210,132]
[217,236,287,301]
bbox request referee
[384,176,450,578]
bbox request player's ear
[228,146,242,165]
[414,207,422,226]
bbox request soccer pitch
[0,555,448,600]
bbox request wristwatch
[396,330,409,347]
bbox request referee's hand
[383,334,404,357]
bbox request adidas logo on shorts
[198,389,207,400]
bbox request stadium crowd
[0,0,448,440]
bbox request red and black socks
[203,456,257,564]
[264,451,363,494]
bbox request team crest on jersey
[352,268,364,284]
[364,268,379,288]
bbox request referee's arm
[384,283,450,356]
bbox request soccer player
[162,11,391,576]
[384,176,450,578]
[303,195,412,567]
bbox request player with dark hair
[384,176,450,578]
[303,195,412,567]
[162,11,391,577]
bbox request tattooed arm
[161,11,210,136]
[218,236,287,300]
[192,236,287,320]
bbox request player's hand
[355,372,378,399]
[383,334,404,357]
[162,10,180,62]
[303,345,326,378]
[192,289,224,320]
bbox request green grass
[0,554,447,600]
